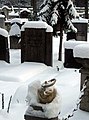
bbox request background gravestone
[9,18,28,49]
[1,5,11,19]
[74,0,85,7]
[65,18,88,68]
[0,14,5,29]
[0,28,9,63]
[67,18,88,41]
[21,21,53,66]
[73,19,88,41]
[63,41,85,68]
[19,8,31,18]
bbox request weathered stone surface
[79,68,89,112]
[0,35,9,63]
[24,115,58,120]
[21,27,52,66]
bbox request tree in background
[38,0,79,60]
[0,0,31,7]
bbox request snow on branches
[38,0,79,33]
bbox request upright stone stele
[21,21,53,66]
[72,18,88,41]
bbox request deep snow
[0,34,89,120]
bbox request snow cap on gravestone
[0,28,8,37]
[21,21,53,32]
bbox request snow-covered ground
[0,34,89,120]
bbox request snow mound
[0,62,48,82]
[11,85,28,105]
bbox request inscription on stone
[26,29,45,46]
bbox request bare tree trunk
[85,0,88,19]
[85,0,88,41]
[31,0,37,20]
[31,0,36,12]
[58,24,63,61]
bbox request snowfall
[0,31,89,120]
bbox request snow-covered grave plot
[0,35,89,120]
[0,61,56,82]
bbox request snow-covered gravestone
[19,8,31,18]
[9,10,19,19]
[1,5,11,19]
[0,28,9,63]
[0,14,5,28]
[63,40,87,68]
[9,18,26,49]
[73,43,89,112]
[25,79,61,120]
[21,21,53,66]
[71,18,88,41]
[67,18,88,41]
[9,23,21,49]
